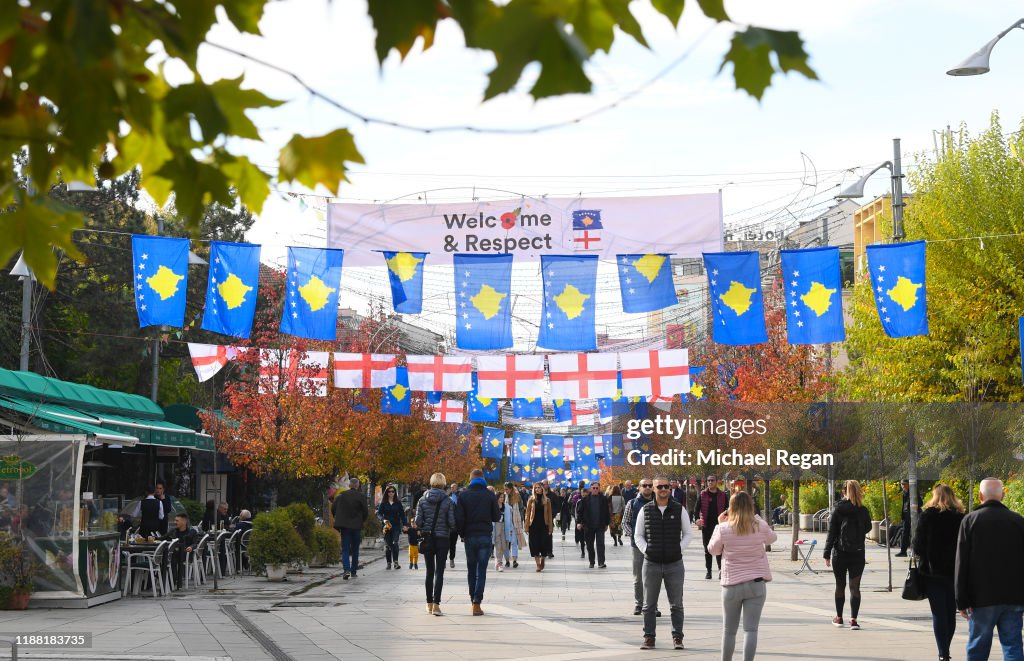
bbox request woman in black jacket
[377,484,408,570]
[415,473,457,616]
[912,484,965,661]
[823,480,872,630]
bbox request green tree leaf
[277,129,364,196]
[221,154,271,214]
[367,0,441,62]
[720,27,817,101]
[650,0,686,26]
[696,0,729,21]
[222,0,266,35]
[0,198,84,289]
[156,156,234,225]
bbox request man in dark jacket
[697,475,729,579]
[332,478,368,580]
[576,482,611,568]
[955,478,1024,660]
[895,479,921,557]
[545,483,561,559]
[139,485,162,537]
[455,468,499,615]
[167,513,199,588]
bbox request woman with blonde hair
[823,480,872,630]
[707,490,777,660]
[414,472,456,616]
[913,483,965,661]
[524,482,553,571]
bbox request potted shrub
[0,533,39,609]
[310,526,340,567]
[282,503,316,571]
[248,510,310,581]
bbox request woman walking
[686,483,699,523]
[415,473,457,616]
[559,487,574,540]
[823,480,872,630]
[608,485,625,546]
[378,484,407,570]
[570,484,586,557]
[707,491,777,660]
[913,484,965,661]
[494,492,510,572]
[503,486,525,568]
[525,482,553,571]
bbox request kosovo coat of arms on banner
[572,209,602,251]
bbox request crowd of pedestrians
[330,471,1023,660]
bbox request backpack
[838,510,862,552]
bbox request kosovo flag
[617,254,677,313]
[553,399,572,423]
[574,435,597,464]
[634,396,650,420]
[381,367,411,415]
[280,247,344,340]
[604,434,625,467]
[631,434,652,457]
[512,431,535,467]
[704,251,768,345]
[538,254,598,351]
[132,235,189,328]
[688,366,707,400]
[512,398,544,419]
[455,423,473,455]
[426,391,443,405]
[866,241,928,338]
[202,241,260,338]
[529,459,546,482]
[598,373,630,422]
[541,434,565,469]
[508,462,525,481]
[780,247,845,344]
[455,254,513,349]
[574,453,600,484]
[468,373,499,422]
[572,209,603,230]
[482,426,505,459]
[382,251,426,314]
[483,458,501,482]
[351,389,369,413]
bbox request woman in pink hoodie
[707,491,778,661]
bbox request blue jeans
[926,576,956,658]
[340,527,361,573]
[464,535,492,604]
[967,604,1024,661]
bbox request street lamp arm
[835,161,893,199]
[947,18,1024,76]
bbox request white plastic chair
[127,540,168,598]
[238,529,252,574]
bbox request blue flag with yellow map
[201,241,260,338]
[617,253,677,313]
[132,235,189,328]
[468,373,499,422]
[483,457,501,482]
[512,431,535,467]
[866,241,928,338]
[455,254,513,349]
[382,251,426,314]
[482,427,505,459]
[280,247,344,341]
[688,366,707,400]
[780,247,845,344]
[381,367,411,416]
[704,251,768,345]
[538,255,598,351]
[542,434,565,469]
[456,422,472,455]
[604,434,625,467]
[512,398,544,419]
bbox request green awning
[92,413,199,448]
[0,396,138,443]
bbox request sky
[180,0,1024,342]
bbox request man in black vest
[634,477,693,650]
[575,482,610,568]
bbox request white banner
[327,193,723,266]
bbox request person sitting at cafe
[140,485,163,537]
[200,500,216,531]
[235,510,253,533]
[216,502,233,530]
[168,513,199,588]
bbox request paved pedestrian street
[0,529,962,661]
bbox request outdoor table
[793,539,819,575]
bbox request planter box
[798,513,814,531]
[266,565,287,582]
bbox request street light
[10,253,36,372]
[947,18,1024,76]
[835,138,906,241]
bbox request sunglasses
[639,484,653,488]
[655,485,672,490]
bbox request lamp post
[947,18,1024,76]
[10,253,35,372]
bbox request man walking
[670,479,685,505]
[455,468,499,615]
[576,482,611,568]
[622,479,658,616]
[895,479,921,557]
[332,478,368,580]
[697,475,729,579]
[447,483,460,568]
[634,477,693,650]
[955,478,1024,661]
[622,480,637,503]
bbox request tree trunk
[790,479,800,561]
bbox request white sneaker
[496,564,503,572]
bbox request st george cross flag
[295,351,330,396]
[258,349,289,394]
[382,251,426,314]
[604,434,625,467]
[280,247,345,341]
[333,353,397,388]
[512,431,535,466]
[133,235,189,328]
[541,434,566,469]
[553,400,597,426]
[866,241,928,338]
[202,241,261,338]
[512,398,544,419]
[619,349,689,398]
[547,352,618,400]
[532,437,542,459]
[563,436,576,462]
[704,251,768,345]
[455,254,513,350]
[780,246,845,344]
[381,367,411,416]
[476,354,545,399]
[482,427,505,459]
[617,254,677,313]
[467,373,499,422]
[188,343,245,382]
[430,399,464,423]
[406,355,473,392]
[538,255,598,351]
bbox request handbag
[417,498,444,553]
[901,555,927,601]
